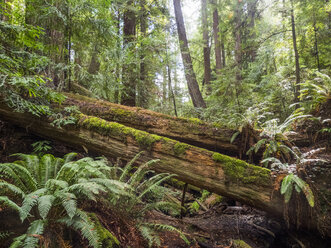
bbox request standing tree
[201,0,211,93]
[211,0,223,74]
[290,0,301,102]
[173,0,206,108]
[122,0,137,106]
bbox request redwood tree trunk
[290,0,300,102]
[212,0,222,73]
[201,0,211,93]
[137,0,148,108]
[122,0,137,106]
[173,0,206,108]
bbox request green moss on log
[173,142,190,156]
[79,115,162,149]
[89,213,120,248]
[212,153,270,186]
[233,240,252,248]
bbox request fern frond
[127,159,159,187]
[45,179,69,191]
[119,152,143,182]
[20,188,47,221]
[12,154,40,182]
[0,163,36,192]
[22,219,45,248]
[0,181,25,197]
[37,195,55,219]
[56,192,77,219]
[0,196,21,213]
[9,234,26,248]
[89,178,131,197]
[57,209,100,248]
[138,224,160,248]
[0,231,13,240]
[144,223,190,245]
[63,153,77,164]
[40,154,55,185]
[137,174,174,200]
[68,182,105,202]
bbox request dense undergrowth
[0,150,188,248]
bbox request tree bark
[212,0,223,73]
[121,0,137,107]
[0,100,330,237]
[201,0,212,93]
[137,0,149,108]
[173,0,206,108]
[114,10,121,104]
[0,102,282,217]
[64,93,239,155]
[290,0,300,102]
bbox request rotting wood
[1,102,329,238]
[0,102,282,217]
[64,93,240,156]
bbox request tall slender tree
[173,0,206,108]
[212,0,223,74]
[290,0,300,102]
[201,0,211,93]
[122,0,137,106]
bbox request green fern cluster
[109,153,188,247]
[0,153,128,248]
[0,152,189,248]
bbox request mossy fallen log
[1,103,329,238]
[64,93,240,156]
[0,102,282,216]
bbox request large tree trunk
[290,0,300,102]
[212,0,223,73]
[137,0,148,108]
[173,0,206,108]
[64,93,239,155]
[201,0,212,94]
[122,0,137,107]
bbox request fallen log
[0,102,282,216]
[0,102,329,238]
[64,93,240,156]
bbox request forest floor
[0,119,330,248]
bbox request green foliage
[247,111,310,162]
[0,151,188,247]
[262,147,327,207]
[0,153,130,247]
[300,70,331,112]
[281,174,314,207]
[31,141,51,155]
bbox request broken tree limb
[64,93,240,156]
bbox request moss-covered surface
[78,114,271,187]
[89,213,120,248]
[212,153,271,186]
[79,114,162,149]
[66,93,235,142]
[173,142,190,156]
[233,240,252,248]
